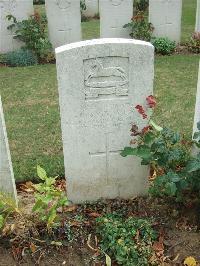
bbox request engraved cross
[89,133,121,181]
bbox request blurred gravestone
[0,97,17,202]
[149,0,182,43]
[193,61,200,138]
[0,0,33,53]
[82,0,99,17]
[100,0,133,38]
[195,0,200,32]
[56,38,154,203]
[45,0,81,49]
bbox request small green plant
[7,12,52,62]
[96,213,157,266]
[187,32,200,54]
[151,37,176,55]
[32,166,68,231]
[4,48,38,67]
[121,96,200,204]
[0,192,18,232]
[124,12,154,42]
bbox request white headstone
[193,61,200,136]
[149,0,182,43]
[82,0,99,17]
[56,38,154,203]
[0,0,33,53]
[100,0,133,38]
[0,97,17,202]
[45,0,81,49]
[195,0,200,32]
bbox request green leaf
[120,147,138,157]
[186,158,200,173]
[0,215,4,229]
[165,182,177,196]
[37,165,47,181]
[47,208,57,229]
[32,199,43,212]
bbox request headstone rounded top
[55,38,154,54]
[110,0,124,6]
[56,0,71,9]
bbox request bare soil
[0,184,200,266]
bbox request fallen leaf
[105,252,111,266]
[184,256,197,266]
[30,242,37,253]
[64,205,77,212]
[88,212,101,218]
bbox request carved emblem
[56,0,71,9]
[110,0,124,6]
[84,59,129,99]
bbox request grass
[0,1,199,181]
[0,55,199,181]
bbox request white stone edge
[0,96,18,203]
[55,38,154,54]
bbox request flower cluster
[130,95,156,138]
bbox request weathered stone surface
[195,0,200,32]
[149,0,182,43]
[82,0,99,17]
[56,38,154,203]
[0,0,33,53]
[100,0,133,38]
[0,97,17,201]
[45,0,81,49]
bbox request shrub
[7,12,52,62]
[121,96,200,204]
[124,12,154,42]
[134,0,149,12]
[96,214,157,266]
[152,37,176,55]
[187,32,200,54]
[4,49,38,67]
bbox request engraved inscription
[56,0,71,9]
[84,57,129,100]
[110,0,124,6]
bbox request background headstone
[195,0,200,32]
[193,61,200,137]
[149,0,182,43]
[100,0,133,38]
[45,0,81,49]
[56,38,154,203]
[0,97,17,202]
[82,0,99,17]
[0,0,33,53]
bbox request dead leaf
[88,212,101,218]
[64,205,77,212]
[184,256,197,266]
[19,181,35,193]
[30,242,37,253]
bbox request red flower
[135,105,147,119]
[142,126,151,134]
[146,95,156,108]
